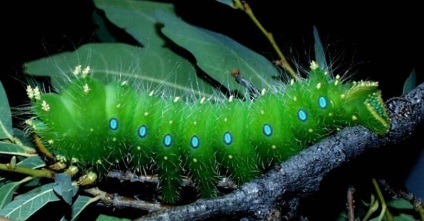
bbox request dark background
[3,1,423,106]
[2,0,423,219]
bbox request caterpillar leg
[49,161,67,171]
[64,165,79,176]
[78,171,98,186]
[33,134,55,160]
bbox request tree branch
[135,82,424,221]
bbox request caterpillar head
[343,81,390,135]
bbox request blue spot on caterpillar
[190,135,200,149]
[318,96,327,109]
[297,109,308,122]
[138,125,147,138]
[163,134,173,147]
[109,118,118,131]
[223,132,233,145]
[262,124,273,137]
[27,62,390,204]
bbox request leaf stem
[372,178,393,221]
[233,0,298,80]
[347,186,355,221]
[362,194,378,221]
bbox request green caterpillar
[25,61,390,203]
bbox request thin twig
[84,187,170,212]
[347,186,355,221]
[0,162,55,178]
[232,0,298,80]
[372,178,392,221]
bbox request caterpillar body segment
[28,62,390,203]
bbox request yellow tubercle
[41,100,50,112]
[81,66,91,78]
[78,171,98,186]
[229,95,234,102]
[261,88,266,95]
[310,61,319,70]
[26,85,34,99]
[83,83,90,93]
[72,65,82,76]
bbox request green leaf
[0,177,32,209]
[96,214,131,221]
[92,9,118,43]
[23,178,41,188]
[313,26,328,71]
[393,213,419,221]
[0,182,21,209]
[216,0,237,8]
[0,183,60,221]
[94,0,175,46]
[60,195,93,221]
[53,174,78,205]
[23,43,215,98]
[0,142,31,156]
[155,10,280,92]
[387,198,414,210]
[16,156,45,169]
[12,129,35,149]
[0,81,13,140]
[402,69,416,95]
